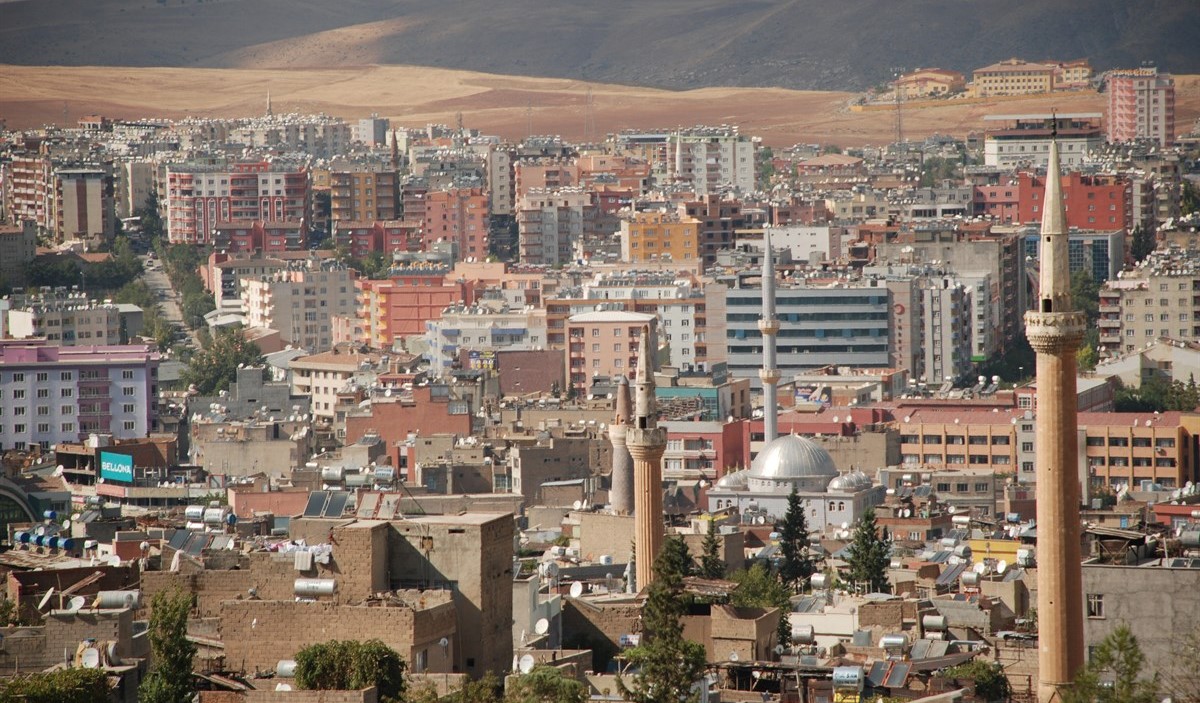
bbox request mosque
[702,228,885,532]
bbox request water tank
[880,634,909,651]
[373,466,396,482]
[599,554,614,566]
[953,544,972,558]
[961,571,981,587]
[16,532,30,544]
[794,625,815,645]
[202,508,225,525]
[276,660,298,677]
[321,466,345,482]
[923,614,948,631]
[43,510,57,521]
[61,538,76,551]
[97,590,142,609]
[185,521,205,531]
[1016,548,1035,566]
[294,578,337,597]
[47,536,60,549]
[832,666,864,690]
[1182,530,1200,549]
[811,573,829,589]
[951,515,971,526]
[184,505,205,521]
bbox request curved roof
[715,470,748,489]
[749,434,838,481]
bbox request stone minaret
[759,227,781,444]
[609,375,634,515]
[1024,137,1086,703]
[626,326,666,591]
[266,90,273,118]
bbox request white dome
[749,435,838,481]
[715,470,749,490]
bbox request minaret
[609,376,635,515]
[625,325,666,591]
[265,90,273,118]
[1024,137,1087,703]
[674,132,684,182]
[759,227,781,444]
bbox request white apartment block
[241,260,357,353]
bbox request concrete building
[620,210,702,264]
[212,220,306,255]
[1097,247,1200,357]
[1107,67,1176,147]
[51,168,115,246]
[983,114,1104,168]
[517,188,593,266]
[333,219,422,257]
[681,196,750,268]
[241,258,357,352]
[0,221,37,288]
[355,267,477,350]
[970,59,1055,97]
[1023,228,1125,283]
[189,365,310,420]
[423,302,547,375]
[1024,139,1087,702]
[189,417,311,477]
[420,187,490,261]
[204,255,290,316]
[916,275,976,383]
[113,160,154,219]
[164,161,309,245]
[894,68,966,99]
[0,341,160,451]
[564,311,658,395]
[5,291,131,346]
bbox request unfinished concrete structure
[1024,138,1087,703]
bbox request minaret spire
[759,227,781,444]
[609,376,634,515]
[625,325,666,591]
[1025,132,1087,703]
[266,89,273,118]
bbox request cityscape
[3,21,1200,703]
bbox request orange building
[970,59,1055,97]
[620,210,702,263]
[420,188,490,261]
[356,270,478,348]
[894,68,966,99]
[564,311,658,394]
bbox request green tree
[699,518,725,580]
[0,668,111,703]
[943,660,1012,703]
[659,534,694,578]
[294,639,406,702]
[505,665,588,703]
[443,671,502,703]
[778,486,814,591]
[844,507,890,594]
[729,561,793,653]
[617,534,708,703]
[1130,225,1157,263]
[1063,624,1158,703]
[1182,180,1200,217]
[1070,269,1100,327]
[139,587,196,703]
[182,327,263,395]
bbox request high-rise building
[620,210,702,264]
[164,162,309,244]
[1107,68,1176,147]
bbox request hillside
[0,0,1197,90]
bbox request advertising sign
[99,451,134,483]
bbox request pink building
[420,188,490,261]
[356,271,479,349]
[164,162,309,244]
[213,220,306,254]
[333,220,422,258]
[1107,68,1176,147]
[564,311,657,394]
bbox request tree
[0,668,111,703]
[1070,269,1100,327]
[505,665,588,703]
[699,518,725,580]
[442,671,503,703]
[1063,624,1158,703]
[778,486,814,591]
[294,639,406,702]
[943,660,1012,703]
[139,587,196,703]
[659,534,694,578]
[730,561,793,653]
[1130,225,1157,263]
[182,327,263,395]
[1182,179,1200,217]
[617,534,708,703]
[844,508,890,594]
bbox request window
[123,387,136,397]
[36,372,48,382]
[1087,593,1104,619]
[123,404,135,414]
[61,405,74,415]
[61,388,73,398]
[974,482,989,493]
[36,388,49,398]
[922,435,942,444]
[123,421,135,431]
[122,370,134,380]
[60,371,73,381]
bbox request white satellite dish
[66,596,87,613]
[38,588,56,611]
[275,684,293,692]
[535,618,550,635]
[439,637,449,650]
[518,654,536,674]
[108,555,122,567]
[544,563,559,579]
[569,582,584,598]
[973,562,987,575]
[729,652,740,662]
[573,500,583,510]
[996,560,1009,574]
[80,647,102,668]
[62,520,71,531]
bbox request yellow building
[894,68,966,99]
[970,59,1055,97]
[620,210,702,263]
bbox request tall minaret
[266,90,273,118]
[625,325,666,591]
[1024,137,1086,703]
[674,132,684,182]
[609,376,634,515]
[759,227,781,444]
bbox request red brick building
[333,219,422,257]
[420,188,490,261]
[974,172,1131,230]
[344,386,473,467]
[212,220,306,254]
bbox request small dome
[749,434,838,481]
[715,470,748,490]
[827,474,854,492]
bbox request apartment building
[424,303,547,374]
[0,221,36,288]
[355,267,478,349]
[517,188,594,265]
[164,161,309,244]
[241,259,357,352]
[620,210,702,264]
[204,255,290,315]
[212,220,306,255]
[289,347,381,422]
[564,311,658,393]
[51,168,116,246]
[420,187,489,261]
[982,114,1104,168]
[894,68,966,99]
[680,196,750,267]
[970,59,1055,97]
[329,168,400,223]
[724,279,892,388]
[5,291,130,346]
[1107,68,1176,147]
[1098,247,1200,356]
[0,341,160,451]
[617,127,755,193]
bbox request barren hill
[0,0,1197,90]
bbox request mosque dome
[828,469,873,493]
[714,470,749,490]
[749,434,838,482]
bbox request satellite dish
[38,587,56,611]
[275,684,293,692]
[544,563,559,579]
[67,596,86,613]
[62,519,71,531]
[573,500,583,510]
[519,654,536,674]
[973,562,988,575]
[439,637,450,649]
[569,582,584,598]
[80,647,102,668]
[774,644,785,655]
[108,556,122,567]
[535,617,551,635]
[996,560,1009,574]
[729,652,740,662]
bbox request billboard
[99,451,134,483]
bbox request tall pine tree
[139,587,197,703]
[659,534,694,578]
[618,537,708,703]
[844,507,890,594]
[778,486,814,591]
[699,518,725,580]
